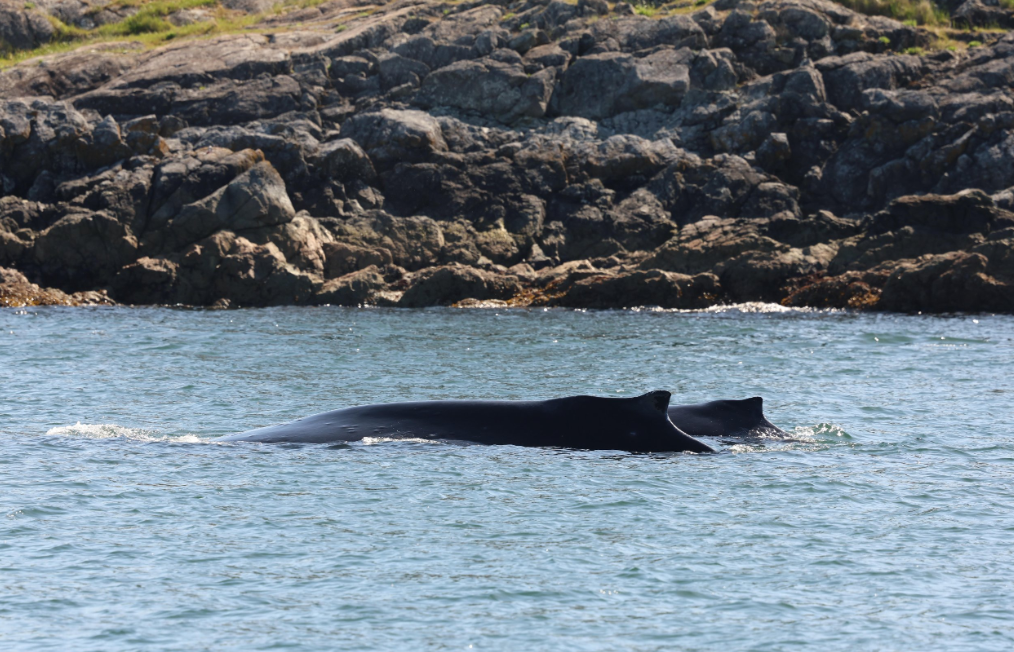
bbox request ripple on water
[0,306,1012,651]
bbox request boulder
[259,214,333,275]
[551,269,721,309]
[315,265,388,305]
[398,264,521,306]
[652,155,801,225]
[156,161,295,252]
[880,252,1013,313]
[524,44,570,72]
[817,53,927,112]
[416,58,554,124]
[870,190,1007,235]
[641,216,830,301]
[340,109,447,170]
[0,266,113,307]
[953,0,1014,29]
[0,3,54,51]
[318,138,376,181]
[569,135,681,184]
[782,270,886,310]
[33,210,139,289]
[589,15,706,51]
[75,115,133,169]
[332,212,446,270]
[713,10,780,75]
[110,257,179,305]
[206,233,318,307]
[551,50,691,120]
[146,148,265,235]
[378,53,431,90]
[323,241,394,278]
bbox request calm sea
[1,305,1012,651]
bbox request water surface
[2,305,1012,651]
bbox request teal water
[1,305,1012,651]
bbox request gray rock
[157,161,295,252]
[323,241,393,278]
[756,132,791,171]
[315,265,388,305]
[552,50,690,120]
[378,53,430,90]
[817,53,927,111]
[416,58,554,124]
[880,251,1013,312]
[33,210,139,289]
[0,3,55,51]
[111,257,179,304]
[399,264,521,306]
[590,15,707,51]
[551,269,721,309]
[341,109,447,170]
[317,138,376,181]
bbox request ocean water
[1,305,1012,651]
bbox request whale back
[219,391,715,453]
[538,390,714,453]
[667,397,787,439]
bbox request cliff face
[1,0,1013,311]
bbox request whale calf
[217,390,715,453]
[667,397,787,439]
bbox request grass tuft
[832,0,948,26]
[1,0,263,69]
[633,2,657,16]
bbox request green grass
[2,0,369,67]
[108,14,173,35]
[1,1,264,68]
[110,0,215,12]
[91,0,217,36]
[832,0,948,26]
[633,2,658,16]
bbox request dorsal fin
[742,397,764,416]
[634,390,671,414]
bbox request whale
[667,397,788,439]
[217,390,716,453]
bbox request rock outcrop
[1,0,1013,312]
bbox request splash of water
[45,423,204,444]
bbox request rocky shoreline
[2,0,1014,311]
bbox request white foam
[693,302,819,314]
[717,423,850,454]
[796,423,852,440]
[45,422,205,444]
[627,302,827,314]
[359,436,442,445]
